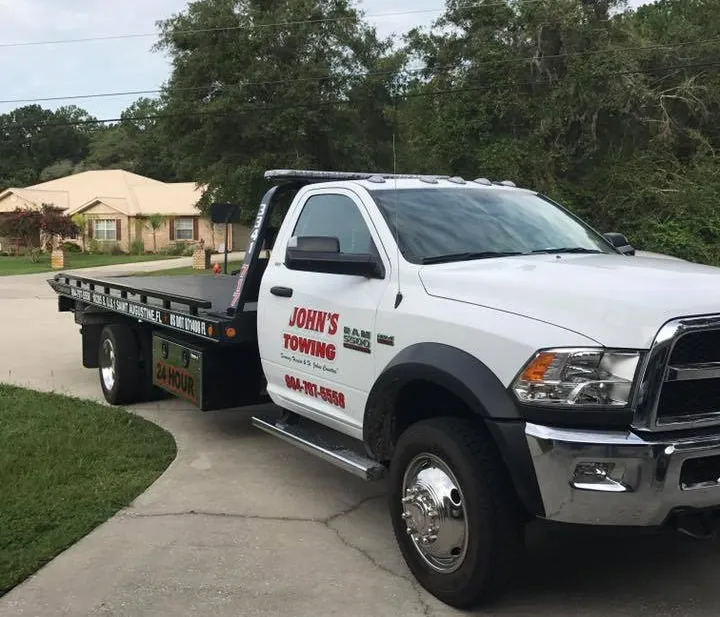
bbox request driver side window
[293,194,374,255]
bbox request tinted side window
[293,194,373,255]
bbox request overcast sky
[0,0,653,119]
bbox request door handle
[270,286,293,298]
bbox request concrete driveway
[2,266,720,616]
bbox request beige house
[0,170,250,253]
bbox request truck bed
[49,270,259,344]
[104,274,238,314]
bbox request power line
[0,1,517,48]
[3,37,718,106]
[8,61,720,130]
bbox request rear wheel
[388,417,524,609]
[98,324,141,405]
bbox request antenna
[392,94,403,309]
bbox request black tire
[388,417,525,609]
[98,323,142,405]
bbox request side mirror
[285,236,384,278]
[603,232,635,256]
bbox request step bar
[251,412,386,481]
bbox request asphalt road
[1,265,720,616]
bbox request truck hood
[419,253,720,348]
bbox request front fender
[365,343,519,447]
[364,342,544,517]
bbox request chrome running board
[251,411,386,481]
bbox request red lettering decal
[288,307,299,327]
[306,310,317,331]
[298,337,312,355]
[284,374,345,409]
[284,333,337,361]
[290,307,339,335]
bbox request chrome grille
[656,330,720,425]
[633,316,720,431]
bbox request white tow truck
[49,169,720,608]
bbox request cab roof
[264,169,528,192]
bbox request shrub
[62,242,82,253]
[129,239,145,255]
[159,241,193,256]
[104,243,125,256]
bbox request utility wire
[9,61,720,130]
[0,0,519,48]
[0,8,621,51]
[3,38,718,106]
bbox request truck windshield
[368,187,616,265]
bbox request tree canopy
[2,0,720,261]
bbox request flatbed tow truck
[49,169,720,608]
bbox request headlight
[512,348,641,407]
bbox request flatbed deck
[49,271,259,344]
[99,274,238,314]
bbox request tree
[142,214,166,253]
[71,213,89,252]
[392,0,720,262]
[0,105,98,189]
[0,208,43,256]
[39,160,76,182]
[154,0,399,222]
[82,126,139,173]
[39,204,79,251]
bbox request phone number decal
[284,374,346,409]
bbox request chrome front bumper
[525,423,720,526]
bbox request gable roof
[0,188,74,213]
[0,170,205,217]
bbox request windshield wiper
[421,251,523,265]
[531,247,605,255]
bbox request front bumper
[525,423,720,526]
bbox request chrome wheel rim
[100,338,116,391]
[401,453,469,573]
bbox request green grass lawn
[131,260,244,277]
[0,253,184,276]
[0,384,176,596]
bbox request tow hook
[672,511,719,541]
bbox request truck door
[258,187,391,438]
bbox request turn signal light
[519,352,557,382]
[225,327,236,338]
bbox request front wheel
[388,417,525,609]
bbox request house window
[93,219,117,241]
[174,217,194,241]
